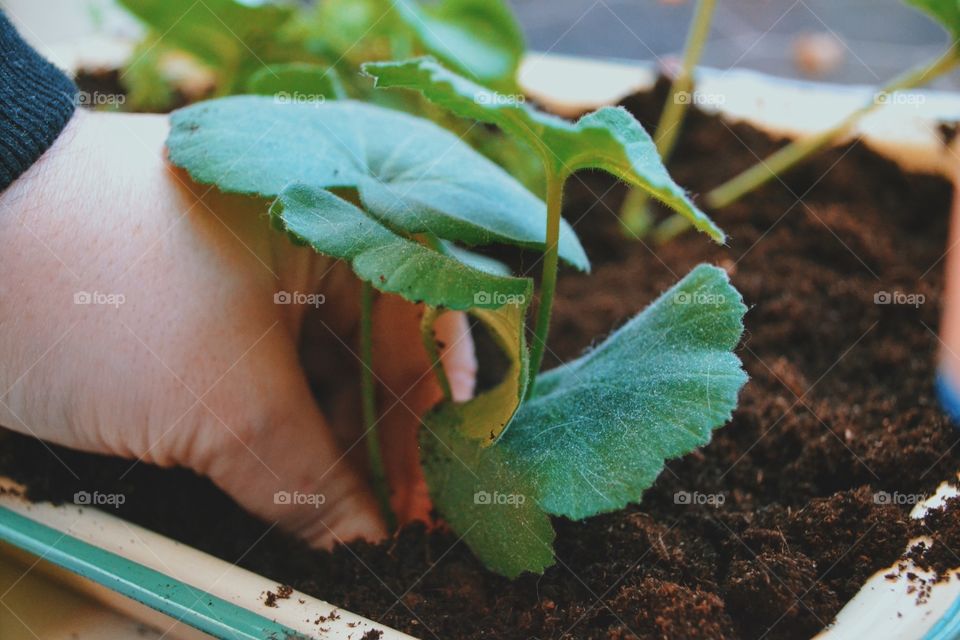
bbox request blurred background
[507,0,957,88]
[3,0,956,88]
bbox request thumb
[187,348,386,548]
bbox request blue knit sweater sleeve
[0,12,77,191]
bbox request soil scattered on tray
[2,79,959,639]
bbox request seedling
[165,58,746,576]
[363,57,726,383]
[696,0,960,213]
[619,0,718,239]
[119,0,524,109]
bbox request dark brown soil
[2,81,959,639]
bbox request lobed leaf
[499,264,747,519]
[422,264,746,576]
[167,96,589,270]
[363,57,725,243]
[271,184,531,311]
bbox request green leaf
[305,0,401,68]
[167,96,589,270]
[499,264,747,519]
[457,302,529,442]
[906,0,960,41]
[246,63,347,101]
[393,0,525,89]
[422,264,745,577]
[363,57,725,243]
[441,242,512,277]
[118,0,293,93]
[271,184,531,311]
[121,35,178,112]
[421,405,554,578]
[420,301,549,578]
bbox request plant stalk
[620,0,717,236]
[705,49,960,211]
[528,173,564,396]
[359,281,395,529]
[420,306,453,402]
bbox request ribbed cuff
[0,11,77,192]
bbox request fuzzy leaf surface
[272,184,531,311]
[363,57,724,242]
[498,264,747,519]
[167,96,588,269]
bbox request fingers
[187,341,387,548]
[372,295,476,524]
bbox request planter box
[1,42,960,640]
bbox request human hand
[0,109,476,546]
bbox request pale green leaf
[441,242,512,277]
[118,0,293,93]
[423,264,746,576]
[363,57,725,242]
[271,184,531,311]
[421,407,554,578]
[246,63,346,100]
[456,302,528,442]
[393,0,525,89]
[421,302,549,578]
[498,264,747,519]
[167,96,589,270]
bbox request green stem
[705,49,960,210]
[420,306,453,402]
[359,281,395,530]
[620,0,717,236]
[527,172,564,396]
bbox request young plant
[118,0,524,109]
[363,57,726,384]
[165,62,747,576]
[619,0,718,238]
[697,0,960,212]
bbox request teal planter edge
[1,502,957,639]
[924,595,960,640]
[0,506,306,640]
